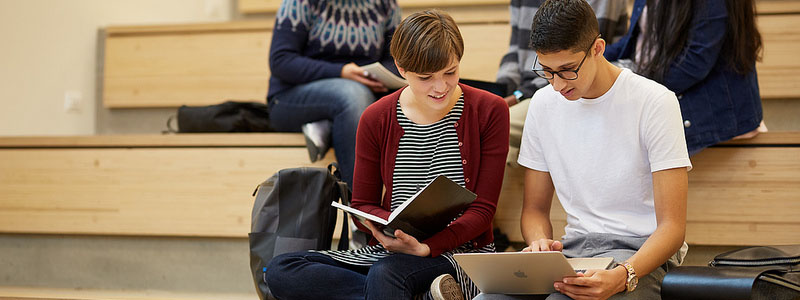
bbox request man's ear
[594,38,607,57]
[394,60,406,79]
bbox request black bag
[662,245,800,300]
[248,163,350,300]
[166,101,274,133]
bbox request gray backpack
[249,163,350,300]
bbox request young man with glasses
[477,0,692,299]
[501,0,628,169]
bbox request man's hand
[553,266,627,300]
[341,62,388,93]
[503,95,518,107]
[522,238,563,252]
[365,220,430,257]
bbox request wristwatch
[513,90,524,103]
[617,262,638,292]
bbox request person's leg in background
[267,78,374,186]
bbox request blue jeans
[266,251,456,300]
[267,78,375,186]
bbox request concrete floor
[0,234,257,296]
[0,233,750,296]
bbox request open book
[362,62,408,89]
[331,175,476,241]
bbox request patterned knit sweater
[267,0,401,99]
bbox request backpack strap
[329,163,351,251]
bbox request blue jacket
[605,0,762,153]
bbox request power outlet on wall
[64,90,82,113]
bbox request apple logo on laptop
[514,270,528,278]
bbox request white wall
[0,0,232,136]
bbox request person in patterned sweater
[266,0,401,187]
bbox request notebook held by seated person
[331,175,476,241]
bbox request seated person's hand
[364,220,431,257]
[554,267,627,300]
[341,62,388,93]
[522,238,563,252]
[503,95,518,107]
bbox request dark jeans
[266,251,456,300]
[268,78,375,186]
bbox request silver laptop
[453,251,614,294]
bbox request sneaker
[301,120,331,162]
[430,274,464,300]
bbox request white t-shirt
[518,69,691,239]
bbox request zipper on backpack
[710,257,800,267]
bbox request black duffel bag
[166,101,274,133]
[661,245,800,300]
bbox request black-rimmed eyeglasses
[531,34,601,81]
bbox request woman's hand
[553,266,627,300]
[341,62,388,93]
[522,238,563,252]
[365,220,431,257]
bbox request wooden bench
[3,132,798,246]
[102,14,509,108]
[238,0,510,15]
[0,133,334,237]
[493,131,800,246]
[102,0,800,109]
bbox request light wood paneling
[105,20,272,36]
[400,5,508,23]
[495,132,800,246]
[0,135,335,238]
[103,22,272,108]
[237,0,509,14]
[237,0,800,15]
[757,0,800,15]
[238,0,281,14]
[102,19,509,108]
[1,132,798,245]
[104,0,800,108]
[756,13,800,99]
[0,133,306,148]
[461,23,511,82]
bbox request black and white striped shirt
[317,95,493,298]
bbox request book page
[362,62,407,89]
[330,201,389,225]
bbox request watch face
[628,276,639,291]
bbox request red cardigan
[351,83,510,257]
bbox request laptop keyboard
[573,269,586,274]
